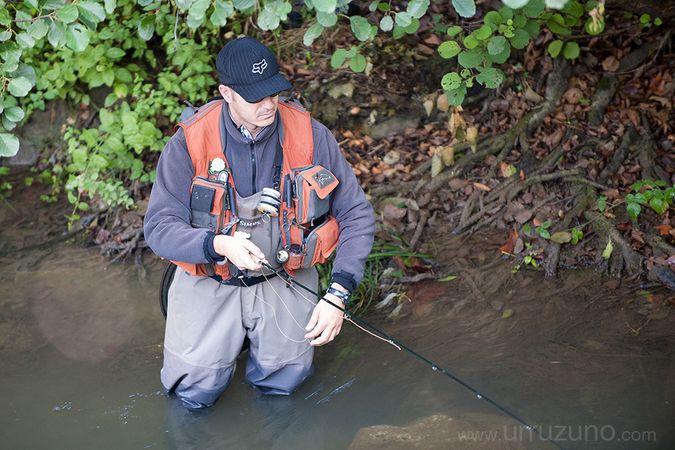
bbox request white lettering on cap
[252,59,268,74]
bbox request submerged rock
[349,414,531,450]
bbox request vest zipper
[250,142,256,194]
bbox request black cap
[216,37,292,103]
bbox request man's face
[219,85,278,133]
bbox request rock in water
[349,414,532,450]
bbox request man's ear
[219,85,233,103]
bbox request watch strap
[326,286,351,305]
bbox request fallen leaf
[515,209,533,224]
[423,99,434,117]
[436,93,449,112]
[440,145,454,166]
[500,162,517,178]
[383,203,407,220]
[438,274,458,282]
[602,55,620,72]
[473,182,491,192]
[602,238,614,260]
[502,309,514,319]
[550,231,572,244]
[431,153,444,177]
[383,150,400,165]
[500,230,519,254]
[655,224,672,236]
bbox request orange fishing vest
[171,99,339,280]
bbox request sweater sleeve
[143,128,222,264]
[311,120,376,291]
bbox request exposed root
[599,126,637,182]
[637,114,669,181]
[645,234,675,257]
[409,210,430,251]
[585,211,643,279]
[589,41,657,126]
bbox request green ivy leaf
[407,0,430,19]
[48,18,67,47]
[4,106,24,122]
[314,0,337,13]
[138,15,155,41]
[546,0,569,9]
[524,0,546,17]
[441,72,462,90]
[562,41,580,59]
[649,197,667,214]
[570,227,583,245]
[8,77,33,97]
[484,11,502,29]
[66,23,90,52]
[104,0,117,15]
[331,48,348,68]
[452,0,476,18]
[350,16,372,41]
[509,29,530,49]
[475,67,504,88]
[58,4,79,23]
[395,11,412,28]
[523,19,541,38]
[463,34,479,49]
[547,39,564,58]
[16,32,36,49]
[349,53,367,72]
[596,195,607,212]
[78,1,107,23]
[0,133,20,157]
[317,11,338,27]
[438,40,461,59]
[211,0,234,27]
[303,22,324,46]
[379,15,393,32]
[487,42,511,64]
[457,49,484,69]
[446,25,462,36]
[487,35,507,55]
[473,24,492,40]
[446,83,467,106]
[27,18,50,39]
[502,0,529,8]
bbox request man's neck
[228,110,262,139]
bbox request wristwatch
[326,286,351,306]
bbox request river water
[0,232,673,449]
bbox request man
[144,36,375,410]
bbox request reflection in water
[0,241,673,449]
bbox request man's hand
[304,288,346,346]
[213,234,266,270]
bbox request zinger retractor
[257,187,281,216]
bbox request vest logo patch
[252,59,268,75]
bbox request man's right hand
[213,234,266,271]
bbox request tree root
[589,41,658,126]
[584,211,643,279]
[645,234,675,257]
[637,114,668,181]
[417,60,571,194]
[599,126,637,181]
[409,210,430,251]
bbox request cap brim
[232,73,292,103]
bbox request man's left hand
[304,291,345,346]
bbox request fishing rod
[260,261,565,450]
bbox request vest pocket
[302,216,339,268]
[189,177,228,232]
[294,165,339,225]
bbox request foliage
[625,180,674,221]
[0,0,613,210]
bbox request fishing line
[239,277,307,344]
[259,261,565,450]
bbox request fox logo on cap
[252,59,268,75]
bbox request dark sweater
[143,102,375,291]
